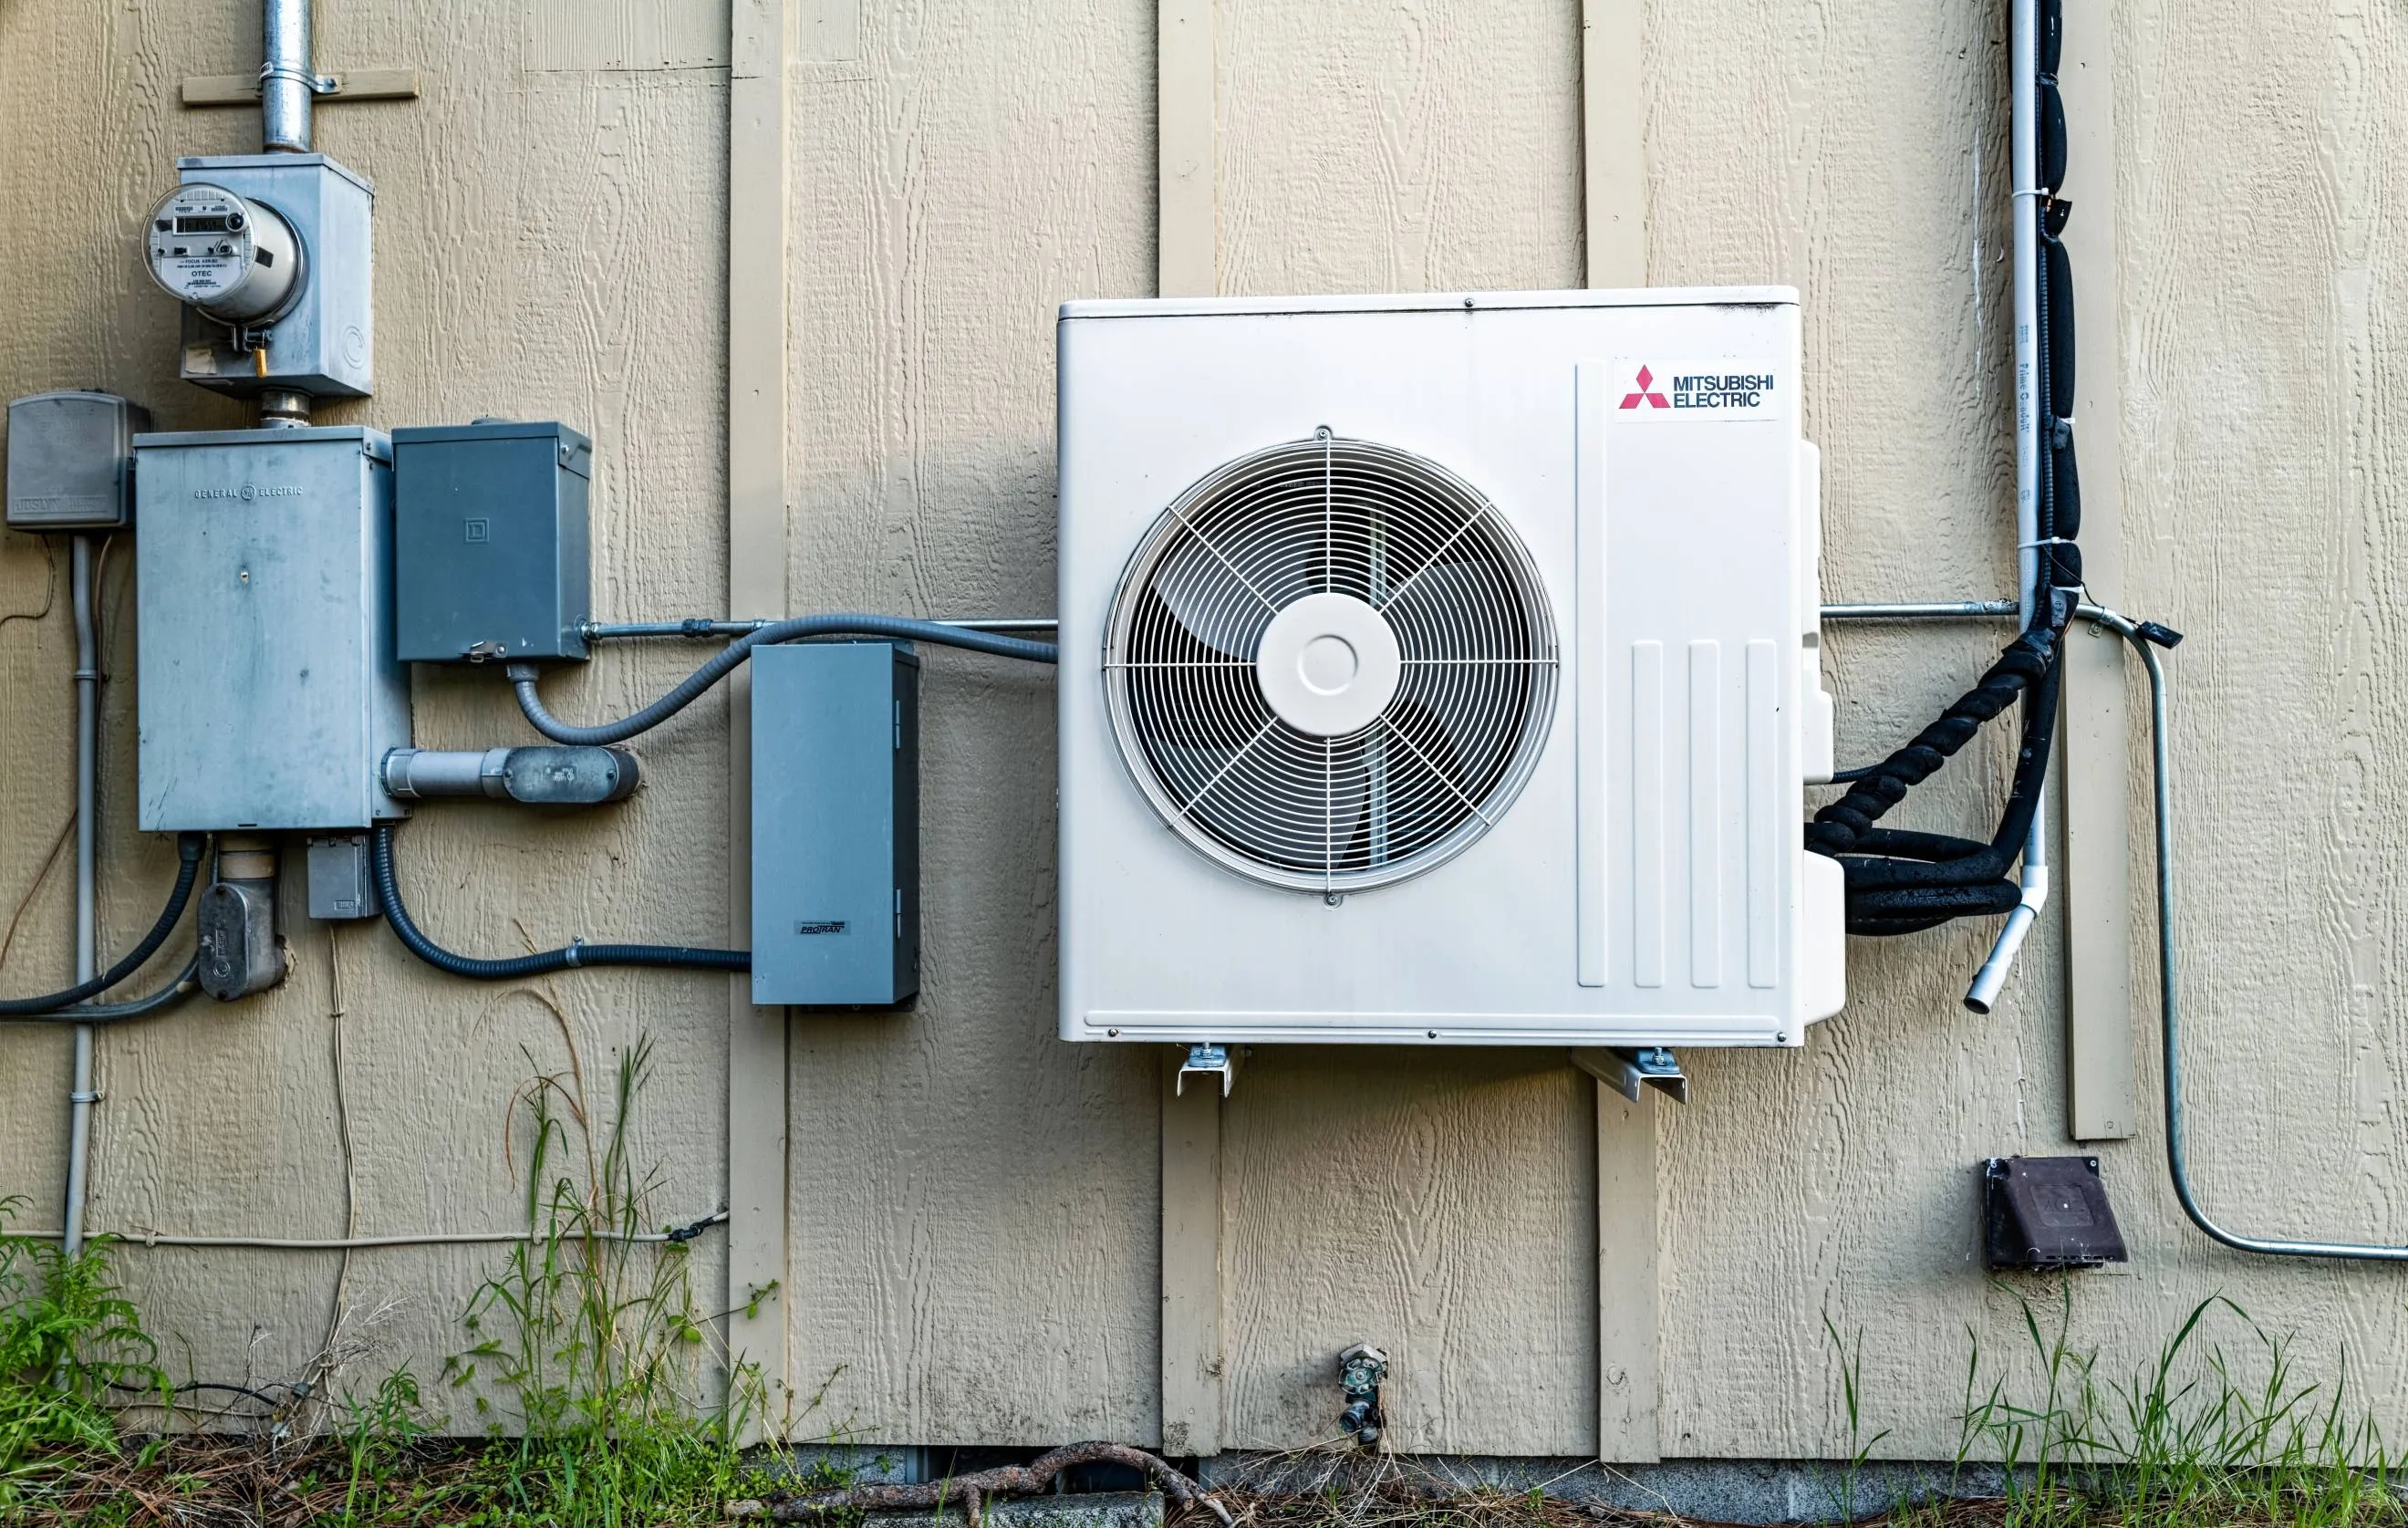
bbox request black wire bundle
[1808,0,2081,938]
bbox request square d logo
[463,517,491,544]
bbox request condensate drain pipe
[1963,0,2050,1016]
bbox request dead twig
[729,1440,1233,1528]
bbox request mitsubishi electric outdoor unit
[1056,288,1845,1047]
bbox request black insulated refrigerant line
[368,824,751,978]
[507,615,1058,747]
[1804,0,2082,943]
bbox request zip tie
[2019,536,2076,549]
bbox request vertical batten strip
[2057,0,2134,1141]
[1583,0,1659,1465]
[1157,0,1224,1460]
[726,0,793,1438]
[1575,363,1609,987]
[1745,639,1779,988]
[1687,639,1722,988]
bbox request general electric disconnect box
[391,421,592,663]
[134,427,409,831]
[752,641,920,1007]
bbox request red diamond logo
[1621,365,1670,410]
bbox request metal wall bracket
[181,68,420,109]
[1569,1046,1688,1106]
[1176,1042,1238,1097]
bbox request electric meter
[142,182,302,327]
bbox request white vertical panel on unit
[1574,363,1608,987]
[1631,641,1666,988]
[1744,639,1779,988]
[1687,640,1722,988]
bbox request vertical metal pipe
[1964,0,2050,1014]
[62,535,99,1257]
[261,0,314,153]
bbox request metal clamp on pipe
[382,745,640,806]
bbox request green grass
[0,1194,167,1506]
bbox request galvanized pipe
[261,0,315,153]
[62,536,99,1257]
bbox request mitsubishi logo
[1620,365,1670,410]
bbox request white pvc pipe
[1964,0,2049,1016]
[62,535,99,1256]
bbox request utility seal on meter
[1610,359,1787,421]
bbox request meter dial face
[143,182,301,325]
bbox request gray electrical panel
[752,641,920,1008]
[171,155,374,399]
[5,392,151,531]
[134,427,409,831]
[391,421,591,663]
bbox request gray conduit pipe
[62,535,99,1258]
[5,1210,730,1252]
[260,0,314,153]
[1965,0,2051,1015]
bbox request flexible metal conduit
[509,614,1059,747]
[1829,599,2408,1263]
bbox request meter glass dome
[143,182,301,326]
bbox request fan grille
[1104,434,1559,893]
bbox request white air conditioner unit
[1056,288,1845,1048]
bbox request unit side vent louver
[1104,434,1559,894]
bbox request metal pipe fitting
[261,0,314,152]
[382,745,640,806]
[257,388,313,428]
[197,834,287,1002]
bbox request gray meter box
[134,427,409,831]
[391,421,591,663]
[5,392,151,530]
[174,155,373,399]
[752,641,920,1007]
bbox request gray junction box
[5,392,151,531]
[752,641,920,1008]
[392,421,592,663]
[134,427,409,832]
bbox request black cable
[0,952,202,1024]
[0,834,207,1013]
[507,616,1058,746]
[370,823,748,978]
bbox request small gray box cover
[5,392,150,530]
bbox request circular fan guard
[1104,434,1560,893]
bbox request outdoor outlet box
[1981,1156,2129,1270]
[751,640,920,1008]
[391,421,592,663]
[166,154,374,399]
[134,427,409,832]
[5,392,151,531]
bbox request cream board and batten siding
[0,0,2404,1460]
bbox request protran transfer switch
[392,421,592,664]
[751,641,920,1008]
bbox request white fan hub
[1254,592,1401,737]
